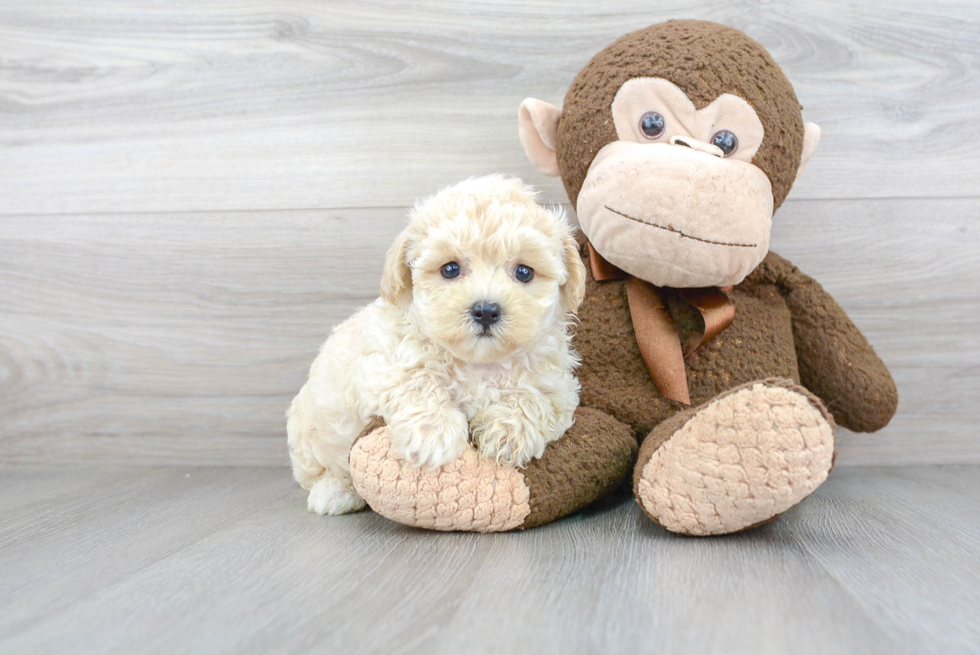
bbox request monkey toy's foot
[349,408,636,532]
[634,378,836,536]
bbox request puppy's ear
[559,231,586,312]
[380,228,412,304]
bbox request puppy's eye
[440,262,460,279]
[514,264,534,283]
[640,111,666,139]
[711,130,738,157]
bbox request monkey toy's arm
[758,252,898,432]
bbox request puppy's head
[381,175,585,363]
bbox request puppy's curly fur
[287,176,587,515]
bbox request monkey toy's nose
[670,135,724,158]
[470,301,501,328]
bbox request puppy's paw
[470,407,550,468]
[388,406,469,469]
[307,477,366,516]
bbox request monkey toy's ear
[796,122,821,181]
[518,98,562,177]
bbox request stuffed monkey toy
[349,20,898,535]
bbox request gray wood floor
[1,463,978,655]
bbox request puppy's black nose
[470,301,501,328]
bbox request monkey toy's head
[519,20,820,288]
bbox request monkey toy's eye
[514,264,534,283]
[639,111,666,139]
[711,130,739,157]
[440,262,461,279]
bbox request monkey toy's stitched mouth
[604,205,757,249]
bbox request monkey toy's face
[518,20,820,289]
[576,78,774,288]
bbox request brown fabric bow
[587,243,735,405]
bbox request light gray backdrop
[2,0,977,466]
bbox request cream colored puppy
[287,175,587,515]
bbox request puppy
[287,175,587,515]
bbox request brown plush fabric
[574,245,803,441]
[556,20,804,209]
[520,407,637,529]
[576,241,895,447]
[750,252,899,432]
[355,416,387,441]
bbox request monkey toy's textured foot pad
[634,378,836,536]
[350,426,531,532]
[350,407,637,532]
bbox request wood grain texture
[1,0,979,213]
[1,464,977,654]
[0,465,290,639]
[2,197,978,466]
[0,208,399,465]
[777,466,980,652]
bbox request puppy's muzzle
[470,301,501,331]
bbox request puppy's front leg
[471,389,567,467]
[382,370,469,469]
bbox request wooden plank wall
[1,1,978,466]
